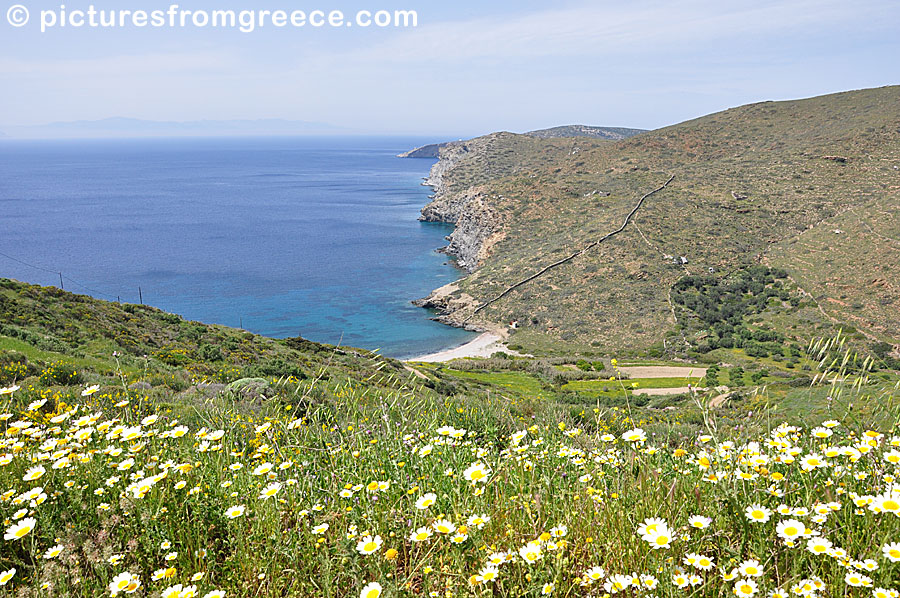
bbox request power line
[0,248,124,301]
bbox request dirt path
[633,386,700,396]
[403,365,430,380]
[619,366,707,378]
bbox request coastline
[405,139,497,338]
[404,331,505,362]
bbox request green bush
[38,362,83,386]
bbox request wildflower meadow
[1,340,899,598]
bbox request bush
[38,362,83,386]
[199,344,224,362]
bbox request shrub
[38,361,83,386]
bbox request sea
[0,136,476,358]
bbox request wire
[0,248,124,301]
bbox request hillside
[525,124,646,140]
[397,125,644,159]
[413,86,900,357]
[0,278,419,399]
[1,276,899,597]
[2,89,900,598]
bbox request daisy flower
[688,515,712,529]
[415,493,436,510]
[225,505,246,519]
[432,519,456,535]
[356,535,383,555]
[4,517,35,541]
[463,462,492,483]
[0,568,15,586]
[359,581,382,598]
[882,542,900,562]
[733,578,758,597]
[744,504,772,523]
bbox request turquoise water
[0,136,476,358]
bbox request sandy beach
[406,332,511,362]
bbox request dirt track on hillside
[619,366,707,378]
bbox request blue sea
[0,137,475,358]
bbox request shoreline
[405,331,507,362]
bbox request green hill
[415,86,900,358]
[1,275,898,597]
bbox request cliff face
[417,135,511,272]
[419,141,467,199]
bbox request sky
[1,0,898,137]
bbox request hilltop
[397,125,644,158]
[411,86,900,360]
[525,125,646,140]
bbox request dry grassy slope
[436,132,584,195]
[439,86,900,350]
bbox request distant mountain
[0,117,343,139]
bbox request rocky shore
[403,136,509,334]
[414,137,505,272]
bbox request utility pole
[138,287,143,305]
[58,272,64,289]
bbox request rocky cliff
[417,136,507,272]
[396,142,452,159]
[408,126,646,272]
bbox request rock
[128,381,152,391]
[417,138,504,273]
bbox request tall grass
[0,336,898,597]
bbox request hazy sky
[1,0,897,136]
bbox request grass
[0,335,120,375]
[437,368,548,397]
[2,334,900,597]
[2,278,900,597]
